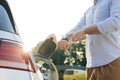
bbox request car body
[0,0,43,80]
[63,69,85,80]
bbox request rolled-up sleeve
[97,0,120,35]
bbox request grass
[80,73,86,80]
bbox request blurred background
[8,0,93,80]
[8,0,92,51]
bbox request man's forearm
[64,25,101,42]
[84,25,101,35]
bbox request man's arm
[70,25,101,42]
[96,0,120,35]
[84,25,101,35]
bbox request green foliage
[32,37,86,67]
[51,37,86,67]
[32,41,44,54]
[80,73,86,80]
[50,49,66,65]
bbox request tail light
[0,39,35,72]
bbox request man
[58,0,120,80]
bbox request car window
[0,5,15,33]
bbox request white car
[0,0,43,80]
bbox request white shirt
[67,0,120,68]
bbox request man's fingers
[57,40,69,50]
[62,43,69,50]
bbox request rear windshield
[64,70,74,75]
[0,5,15,33]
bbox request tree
[50,49,66,65]
[32,37,86,67]
[51,37,86,67]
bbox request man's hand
[57,25,101,51]
[70,30,86,42]
[57,30,85,50]
[57,40,69,51]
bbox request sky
[7,0,92,51]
